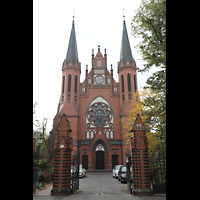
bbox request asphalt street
[33,172,166,200]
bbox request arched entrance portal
[92,140,107,169]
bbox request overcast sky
[33,0,156,133]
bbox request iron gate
[150,145,166,194]
[126,153,133,194]
[71,155,80,193]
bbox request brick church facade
[51,17,138,170]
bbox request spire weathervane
[72,8,75,19]
[123,8,125,21]
[72,8,75,24]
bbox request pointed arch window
[134,75,137,92]
[68,74,71,92]
[121,75,124,93]
[62,76,65,94]
[127,73,131,91]
[75,75,78,93]
[62,76,65,102]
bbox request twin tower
[51,17,138,169]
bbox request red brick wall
[52,48,139,169]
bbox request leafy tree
[129,0,166,153]
[33,102,52,162]
[44,128,56,164]
[38,158,52,171]
[131,0,166,72]
[33,101,40,129]
[141,88,166,153]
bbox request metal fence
[150,145,166,194]
[33,150,39,184]
[71,155,80,193]
[126,153,133,194]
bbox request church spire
[65,18,79,67]
[119,18,134,65]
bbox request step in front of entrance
[86,169,112,172]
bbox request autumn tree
[123,89,165,157]
[129,0,166,153]
[123,91,145,146]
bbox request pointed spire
[65,18,79,67]
[120,18,133,65]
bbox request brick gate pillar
[130,114,153,196]
[51,114,73,196]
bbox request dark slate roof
[65,20,79,66]
[120,20,134,65]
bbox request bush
[36,182,45,190]
[38,158,52,171]
[43,170,52,183]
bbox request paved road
[33,172,166,200]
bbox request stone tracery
[86,100,114,139]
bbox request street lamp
[37,133,44,161]
[38,133,43,146]
[37,134,44,182]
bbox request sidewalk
[34,184,53,195]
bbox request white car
[112,165,122,179]
[79,164,86,178]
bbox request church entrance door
[96,151,104,169]
[112,155,118,169]
[82,155,88,169]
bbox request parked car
[112,165,123,179]
[79,164,86,178]
[118,165,127,183]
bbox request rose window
[87,103,112,126]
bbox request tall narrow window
[97,60,101,67]
[67,95,70,101]
[122,95,125,102]
[75,75,78,93]
[127,74,131,91]
[121,75,124,93]
[62,76,65,93]
[74,95,77,103]
[68,74,71,92]
[134,75,137,92]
